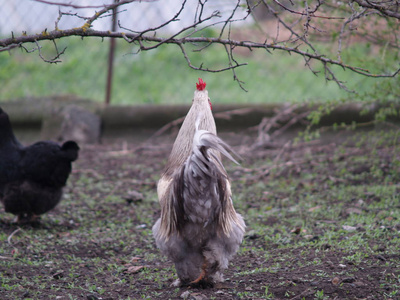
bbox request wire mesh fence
[0,0,249,104]
[2,1,383,105]
[0,0,245,35]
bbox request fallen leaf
[290,227,301,234]
[332,277,340,285]
[130,257,141,263]
[126,265,144,274]
[308,205,321,212]
[57,232,71,238]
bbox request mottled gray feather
[153,118,245,285]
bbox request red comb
[196,78,206,91]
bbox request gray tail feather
[189,126,240,180]
[193,113,240,166]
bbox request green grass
[1,34,397,105]
[1,125,399,300]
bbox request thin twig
[1,0,399,90]
[33,0,113,9]
[0,255,13,260]
[7,228,22,246]
[272,0,344,19]
[2,29,398,80]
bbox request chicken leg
[190,260,208,285]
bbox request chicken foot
[16,213,39,224]
[190,260,208,285]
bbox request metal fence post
[105,0,119,106]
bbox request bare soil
[0,127,399,300]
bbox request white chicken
[152,78,245,287]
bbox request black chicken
[0,107,79,223]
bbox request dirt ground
[0,126,399,300]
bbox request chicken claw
[189,261,208,285]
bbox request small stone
[180,291,191,299]
[345,208,362,215]
[342,225,357,231]
[125,190,144,204]
[292,277,303,284]
[191,293,207,300]
[338,264,346,268]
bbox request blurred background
[1,0,391,106]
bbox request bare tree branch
[1,0,399,91]
[353,0,400,19]
[33,0,152,9]
[1,26,399,79]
